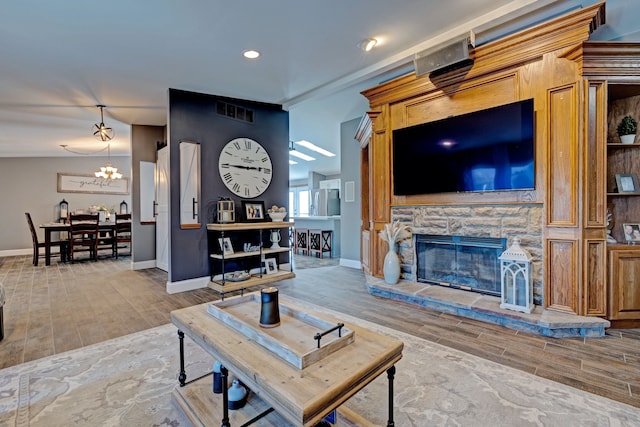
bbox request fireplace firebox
[416,235,506,296]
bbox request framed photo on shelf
[241,200,266,222]
[263,258,278,274]
[615,173,639,193]
[218,237,234,255]
[622,223,640,243]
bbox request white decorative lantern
[217,198,235,224]
[499,237,534,313]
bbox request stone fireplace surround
[393,204,544,305]
[366,204,610,337]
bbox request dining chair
[68,213,100,262]
[96,217,115,258]
[112,213,132,259]
[25,213,68,266]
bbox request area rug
[1,300,639,427]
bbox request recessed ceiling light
[243,50,260,59]
[294,140,336,157]
[359,38,378,52]
[289,150,315,161]
[289,159,298,165]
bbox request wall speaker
[414,31,475,76]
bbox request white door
[156,146,170,272]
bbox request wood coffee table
[170,293,403,426]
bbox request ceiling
[0,0,598,181]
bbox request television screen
[392,99,535,195]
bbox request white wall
[339,117,362,266]
[0,156,131,252]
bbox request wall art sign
[57,173,129,195]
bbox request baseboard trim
[0,248,31,257]
[339,258,361,269]
[166,275,210,294]
[132,260,157,270]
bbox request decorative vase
[383,244,401,284]
[621,134,636,144]
[227,379,248,410]
[270,229,281,248]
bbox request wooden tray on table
[206,292,355,369]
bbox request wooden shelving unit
[209,246,291,260]
[606,89,640,242]
[207,222,293,232]
[207,270,296,294]
[206,222,295,297]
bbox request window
[289,186,309,216]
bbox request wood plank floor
[0,255,638,409]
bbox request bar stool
[309,229,332,258]
[294,228,309,255]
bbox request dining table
[39,221,124,266]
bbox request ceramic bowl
[268,211,287,222]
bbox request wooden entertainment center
[356,1,640,325]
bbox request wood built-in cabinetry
[606,140,640,326]
[608,246,640,325]
[577,43,640,325]
[356,3,640,324]
[206,222,295,297]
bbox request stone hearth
[375,204,611,337]
[366,274,609,338]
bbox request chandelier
[95,143,122,179]
[92,105,114,141]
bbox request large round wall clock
[218,137,273,198]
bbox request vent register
[216,100,254,123]
[414,31,475,76]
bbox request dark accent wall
[168,89,289,282]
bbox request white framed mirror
[140,161,156,222]
[180,141,201,229]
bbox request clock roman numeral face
[218,137,273,198]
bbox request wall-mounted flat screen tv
[392,98,534,196]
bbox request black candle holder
[259,287,280,328]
